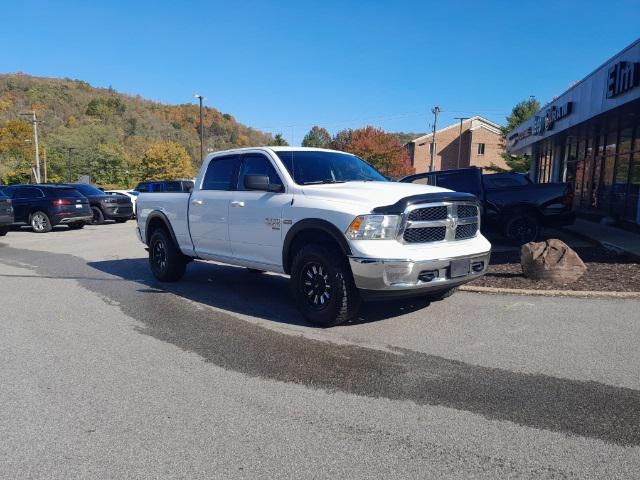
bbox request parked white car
[136,147,491,326]
[105,190,139,216]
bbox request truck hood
[301,181,451,211]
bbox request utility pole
[66,147,77,182]
[20,111,41,183]
[42,146,48,183]
[454,117,469,169]
[429,106,440,172]
[194,94,205,162]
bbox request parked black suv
[400,167,575,244]
[0,184,91,233]
[67,183,133,225]
[134,180,194,193]
[0,189,14,236]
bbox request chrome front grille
[401,202,479,244]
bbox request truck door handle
[191,199,203,206]
[231,201,245,208]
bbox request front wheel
[149,228,187,282]
[31,211,52,233]
[503,214,540,245]
[90,206,105,225]
[290,244,360,327]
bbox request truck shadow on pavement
[2,245,638,448]
[89,258,431,327]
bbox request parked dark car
[400,167,575,244]
[0,184,91,233]
[0,189,14,236]
[134,180,194,193]
[66,183,133,225]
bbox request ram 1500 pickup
[136,147,491,326]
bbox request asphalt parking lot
[1,222,639,479]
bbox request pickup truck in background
[136,147,491,326]
[400,167,575,244]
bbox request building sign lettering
[532,102,573,135]
[607,61,639,98]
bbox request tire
[0,226,8,237]
[67,222,85,230]
[148,228,187,282]
[114,218,128,224]
[290,244,360,327]
[30,211,52,233]
[90,206,105,225]
[503,213,540,245]
[425,287,457,303]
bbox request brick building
[406,116,507,173]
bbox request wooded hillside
[0,73,273,187]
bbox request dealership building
[507,38,640,226]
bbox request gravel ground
[471,245,640,292]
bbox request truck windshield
[275,150,388,185]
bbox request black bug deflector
[372,191,479,215]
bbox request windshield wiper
[301,179,346,185]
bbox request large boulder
[521,239,587,283]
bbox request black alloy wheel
[148,228,187,282]
[300,261,332,310]
[290,244,360,327]
[504,214,540,245]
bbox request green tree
[496,97,541,172]
[270,133,289,146]
[140,142,194,181]
[301,126,332,148]
[330,129,353,151]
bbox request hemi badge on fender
[283,219,293,225]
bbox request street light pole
[429,106,440,172]
[20,112,41,183]
[454,117,469,169]
[194,94,205,162]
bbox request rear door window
[202,156,241,191]
[165,182,182,192]
[237,155,283,191]
[434,171,481,196]
[136,183,150,192]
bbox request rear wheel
[149,228,187,282]
[31,211,52,233]
[67,222,85,230]
[90,207,104,225]
[290,244,360,327]
[503,213,540,245]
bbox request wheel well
[284,228,344,274]
[146,216,170,244]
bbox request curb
[459,285,640,299]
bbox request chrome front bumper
[349,251,491,294]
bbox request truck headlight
[346,215,400,240]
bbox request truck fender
[145,211,180,247]
[282,219,352,274]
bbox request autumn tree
[336,126,414,178]
[0,120,34,184]
[302,126,332,148]
[140,142,194,181]
[496,97,541,173]
[330,129,353,151]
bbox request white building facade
[507,38,640,225]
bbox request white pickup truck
[136,147,491,326]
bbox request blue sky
[2,0,639,144]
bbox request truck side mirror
[244,174,283,193]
